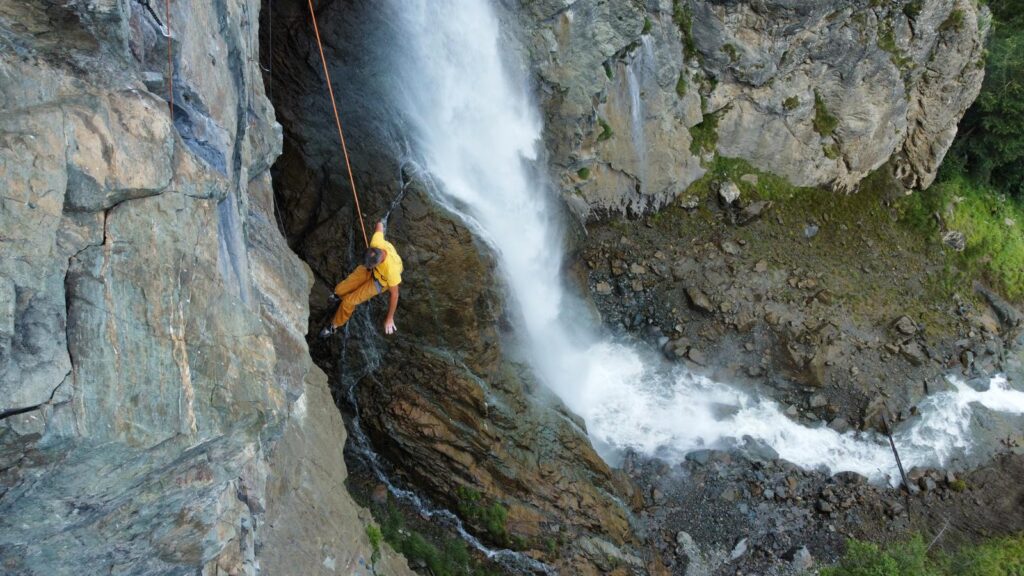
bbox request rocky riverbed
[576,164,1024,575]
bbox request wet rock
[595,281,613,296]
[686,450,713,466]
[828,417,851,433]
[739,436,780,462]
[630,263,648,275]
[960,349,976,371]
[687,348,708,366]
[809,394,828,408]
[729,537,749,561]
[664,338,691,360]
[371,484,389,505]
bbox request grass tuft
[598,117,614,142]
[676,72,688,98]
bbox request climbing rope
[306,0,370,247]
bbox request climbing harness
[306,0,370,248]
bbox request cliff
[524,0,987,218]
[0,1,410,574]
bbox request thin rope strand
[306,0,369,247]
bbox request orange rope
[306,0,370,248]
[166,0,173,118]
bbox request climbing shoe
[318,325,336,339]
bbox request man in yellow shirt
[320,221,403,337]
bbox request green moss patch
[689,112,719,155]
[813,90,839,136]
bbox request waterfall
[380,0,1024,484]
[624,35,655,179]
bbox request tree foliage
[952,0,1024,198]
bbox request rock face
[356,186,635,557]
[0,2,409,574]
[265,0,638,568]
[522,0,987,218]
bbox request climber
[319,221,403,337]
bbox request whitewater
[382,0,1024,484]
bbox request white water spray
[386,0,1024,483]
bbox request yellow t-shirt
[370,230,403,288]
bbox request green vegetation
[366,524,383,564]
[903,0,924,19]
[642,17,653,35]
[455,487,510,546]
[877,18,915,70]
[377,499,500,576]
[783,95,800,111]
[823,143,841,159]
[950,0,1024,200]
[722,43,739,63]
[676,72,688,97]
[688,156,807,201]
[689,112,719,155]
[597,117,614,141]
[896,166,1024,300]
[823,534,1024,576]
[940,8,966,33]
[577,167,591,180]
[603,61,613,79]
[950,478,968,492]
[902,1,1024,302]
[813,90,839,136]
[672,0,697,59]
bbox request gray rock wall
[524,0,987,218]
[0,1,410,574]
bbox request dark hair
[363,248,384,269]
